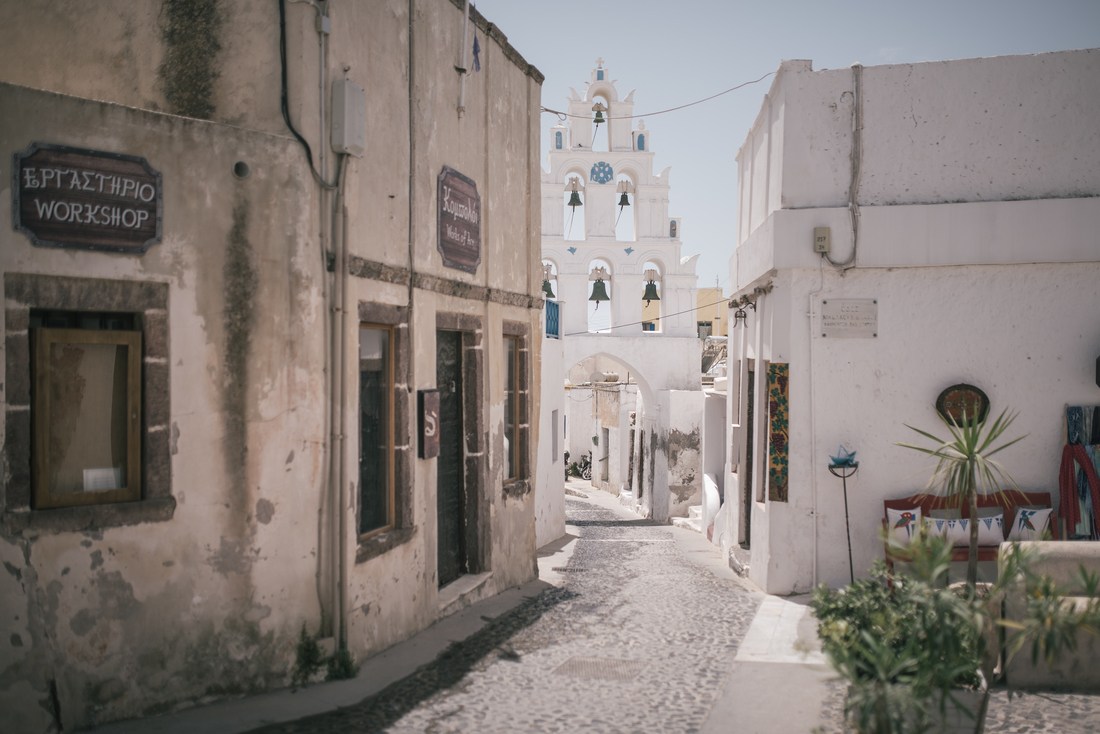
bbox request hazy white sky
[474,0,1100,290]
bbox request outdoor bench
[882,489,1056,574]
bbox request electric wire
[562,295,731,337]
[542,70,776,122]
[279,0,340,190]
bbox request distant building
[0,1,544,729]
[714,50,1100,594]
[541,60,702,522]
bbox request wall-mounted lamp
[728,283,774,327]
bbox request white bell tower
[541,59,698,338]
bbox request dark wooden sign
[437,166,480,273]
[13,143,162,253]
[419,389,440,459]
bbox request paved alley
[244,489,839,733]
[91,486,1100,734]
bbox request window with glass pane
[505,335,519,480]
[33,328,142,509]
[359,325,394,535]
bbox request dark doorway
[436,330,467,587]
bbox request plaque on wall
[13,143,163,253]
[935,383,990,425]
[821,298,878,338]
[437,166,481,273]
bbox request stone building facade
[0,1,544,730]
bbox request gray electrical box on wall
[331,79,366,157]
[814,226,831,253]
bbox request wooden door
[436,330,467,586]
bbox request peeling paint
[255,498,275,525]
[222,194,257,521]
[158,0,223,119]
[206,536,253,576]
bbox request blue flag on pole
[473,33,481,72]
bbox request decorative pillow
[887,507,923,546]
[946,518,972,547]
[975,513,1005,545]
[1008,507,1052,541]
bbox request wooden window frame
[504,334,521,482]
[33,327,143,509]
[354,302,412,564]
[3,273,173,534]
[501,321,530,498]
[358,322,395,539]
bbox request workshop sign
[437,166,480,273]
[13,143,162,253]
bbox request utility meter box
[331,79,366,157]
[813,226,831,254]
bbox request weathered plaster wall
[535,328,565,547]
[1,2,544,727]
[0,83,324,730]
[0,1,284,132]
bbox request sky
[473,0,1100,292]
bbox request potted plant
[897,408,1026,592]
[813,525,1100,733]
[813,531,990,733]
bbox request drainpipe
[457,0,471,117]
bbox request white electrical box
[331,79,366,157]
[813,226,831,254]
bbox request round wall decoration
[935,383,990,425]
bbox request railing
[545,299,560,339]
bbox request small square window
[33,327,142,509]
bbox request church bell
[542,279,556,298]
[617,192,631,208]
[589,278,610,306]
[567,188,583,209]
[642,268,661,306]
[592,102,607,127]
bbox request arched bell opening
[614,173,636,242]
[640,260,663,333]
[590,93,610,153]
[562,174,586,241]
[586,259,613,334]
[541,260,558,299]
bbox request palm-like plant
[897,408,1026,592]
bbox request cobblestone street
[247,492,778,733]
[234,489,1100,734]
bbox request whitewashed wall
[729,49,1100,595]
